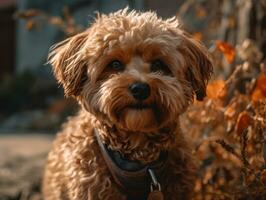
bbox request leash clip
[148,168,161,192]
[147,168,164,200]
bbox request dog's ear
[182,34,213,101]
[48,32,88,97]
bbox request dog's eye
[150,59,171,74]
[107,60,124,71]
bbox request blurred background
[0,0,265,199]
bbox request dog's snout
[129,82,151,101]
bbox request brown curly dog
[42,8,213,200]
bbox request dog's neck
[91,115,179,164]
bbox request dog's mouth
[128,103,153,110]
[114,102,166,131]
[128,103,162,122]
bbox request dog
[42,8,213,200]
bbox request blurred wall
[144,0,183,18]
[16,0,143,75]
[15,0,185,75]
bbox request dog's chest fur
[43,112,196,200]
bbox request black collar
[94,129,168,199]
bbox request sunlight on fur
[43,8,213,200]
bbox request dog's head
[49,9,213,132]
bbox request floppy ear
[48,32,88,97]
[182,34,213,101]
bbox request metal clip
[148,168,161,192]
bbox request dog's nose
[129,82,151,101]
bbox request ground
[0,133,52,200]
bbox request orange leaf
[192,32,203,41]
[196,6,207,19]
[256,74,266,96]
[207,80,226,99]
[251,74,266,102]
[236,111,253,136]
[49,17,64,26]
[252,89,265,102]
[26,20,35,30]
[15,9,41,19]
[216,41,236,64]
[225,103,236,119]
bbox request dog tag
[147,190,164,200]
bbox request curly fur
[43,8,213,200]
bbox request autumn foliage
[216,41,236,64]
[182,40,266,199]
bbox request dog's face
[49,9,212,132]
